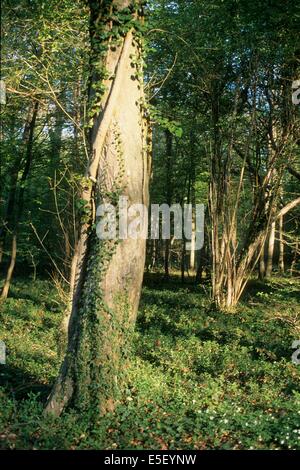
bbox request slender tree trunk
[190,216,196,271]
[196,217,209,283]
[195,257,202,283]
[164,239,170,278]
[278,214,284,272]
[265,221,276,278]
[164,129,173,279]
[290,240,298,275]
[290,221,298,276]
[259,244,266,280]
[151,239,157,269]
[0,240,4,265]
[64,231,71,276]
[189,129,196,272]
[45,1,150,417]
[1,235,17,299]
[209,86,225,307]
[181,239,186,283]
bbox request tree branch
[276,197,300,219]
[288,166,300,181]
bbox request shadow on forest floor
[137,273,300,364]
[0,363,51,401]
[241,276,300,304]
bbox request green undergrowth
[0,274,299,449]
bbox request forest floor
[0,273,299,449]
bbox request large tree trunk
[45,0,150,417]
[188,128,196,272]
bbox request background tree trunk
[265,221,276,278]
[189,129,196,272]
[279,214,285,273]
[259,245,266,280]
[164,130,173,279]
